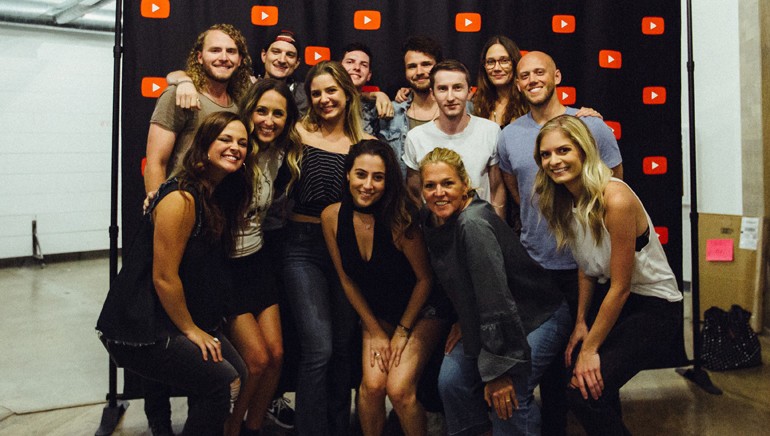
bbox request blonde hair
[301,61,365,143]
[533,115,612,249]
[418,147,475,195]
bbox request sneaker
[266,396,295,429]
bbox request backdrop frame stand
[674,0,722,396]
[96,0,130,434]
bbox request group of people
[96,22,683,436]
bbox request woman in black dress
[321,139,445,435]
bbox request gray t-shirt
[497,107,622,270]
[150,85,238,176]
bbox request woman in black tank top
[321,140,446,435]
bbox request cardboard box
[697,213,757,317]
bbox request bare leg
[358,327,389,436]
[386,318,444,436]
[224,305,282,435]
[244,305,283,430]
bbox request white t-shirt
[403,115,501,201]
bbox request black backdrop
[122,0,682,284]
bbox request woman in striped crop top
[281,60,375,436]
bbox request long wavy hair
[473,35,527,125]
[185,24,253,102]
[532,115,612,249]
[175,111,255,255]
[238,79,302,193]
[301,61,365,143]
[343,140,418,239]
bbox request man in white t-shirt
[402,59,505,219]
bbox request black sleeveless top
[336,196,415,325]
[97,178,234,345]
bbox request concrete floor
[0,256,768,435]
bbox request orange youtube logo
[642,17,665,35]
[552,15,575,33]
[141,77,167,98]
[556,86,576,105]
[599,50,622,69]
[305,46,331,65]
[252,6,278,26]
[643,86,667,105]
[604,121,622,140]
[643,156,668,175]
[455,13,481,32]
[141,0,169,19]
[655,226,669,245]
[354,10,381,30]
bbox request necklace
[410,103,439,121]
[356,212,374,230]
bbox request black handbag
[701,305,762,371]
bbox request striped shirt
[292,144,348,217]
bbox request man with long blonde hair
[144,23,252,197]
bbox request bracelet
[397,323,412,338]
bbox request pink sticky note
[706,239,734,262]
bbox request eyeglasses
[485,57,513,69]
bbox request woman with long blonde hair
[282,60,375,435]
[534,114,683,435]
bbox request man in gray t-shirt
[144,24,251,195]
[497,50,623,436]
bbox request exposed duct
[0,0,115,32]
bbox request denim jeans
[102,332,246,436]
[439,301,571,436]
[281,221,356,436]
[540,269,578,436]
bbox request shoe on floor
[266,396,295,429]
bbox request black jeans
[567,294,682,435]
[103,332,246,435]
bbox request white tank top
[570,179,682,302]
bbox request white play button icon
[363,15,371,24]
[651,91,658,100]
[314,52,322,61]
[607,55,615,63]
[152,83,160,92]
[261,11,269,20]
[465,18,473,27]
[561,20,568,28]
[151,3,159,12]
[651,161,659,170]
[561,91,568,100]
[650,22,657,30]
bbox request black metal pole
[96,0,130,433]
[675,0,722,395]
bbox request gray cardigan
[422,195,563,381]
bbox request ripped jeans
[102,332,246,436]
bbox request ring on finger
[213,337,220,343]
